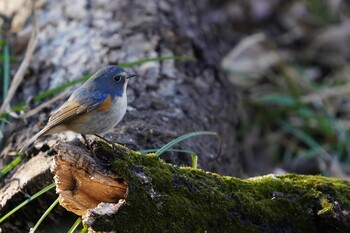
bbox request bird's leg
[81,134,97,158]
[81,134,92,150]
[93,134,113,145]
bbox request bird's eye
[114,75,122,82]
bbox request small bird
[20,65,136,153]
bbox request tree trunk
[1,0,239,176]
[52,142,350,233]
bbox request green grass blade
[155,131,219,157]
[33,74,91,102]
[139,148,196,154]
[191,154,198,169]
[1,41,10,134]
[0,182,56,223]
[67,217,82,233]
[0,155,22,179]
[29,197,59,233]
[79,224,88,233]
[253,94,299,107]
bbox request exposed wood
[51,143,127,216]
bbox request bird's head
[90,65,136,97]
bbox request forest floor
[221,0,350,179]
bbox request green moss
[318,197,334,216]
[91,142,350,233]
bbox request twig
[0,0,39,115]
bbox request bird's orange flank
[98,95,112,110]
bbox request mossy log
[52,141,350,233]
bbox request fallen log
[52,141,350,233]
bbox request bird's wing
[19,91,109,153]
[46,92,109,129]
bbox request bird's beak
[127,74,137,79]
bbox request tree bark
[51,142,350,233]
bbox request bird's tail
[19,126,51,154]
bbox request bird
[20,65,136,153]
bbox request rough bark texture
[52,141,350,233]
[1,0,239,176]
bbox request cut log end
[51,142,128,216]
